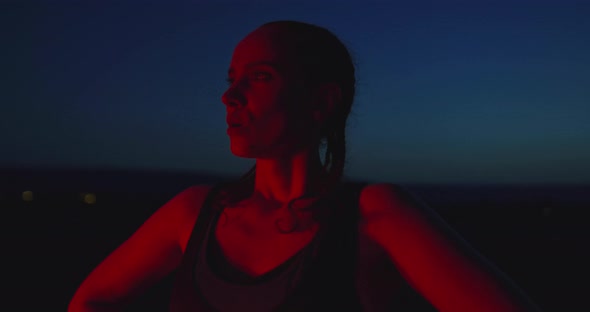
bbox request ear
[312,82,342,123]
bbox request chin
[228,136,309,159]
[230,150,257,158]
[230,144,284,160]
[229,142,260,159]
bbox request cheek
[252,110,290,138]
[255,118,285,140]
[250,110,313,147]
[247,88,314,142]
[247,95,291,133]
[238,99,282,134]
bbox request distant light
[83,193,97,204]
[22,191,34,202]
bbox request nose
[221,85,245,109]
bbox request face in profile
[222,25,319,160]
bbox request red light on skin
[227,125,249,136]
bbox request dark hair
[213,20,357,232]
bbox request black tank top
[169,182,368,311]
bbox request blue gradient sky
[3,0,589,184]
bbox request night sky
[3,0,589,184]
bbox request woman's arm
[359,183,541,312]
[68,185,211,312]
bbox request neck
[253,147,327,206]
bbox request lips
[226,119,239,127]
[227,123,248,135]
[226,113,247,128]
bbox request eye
[251,71,272,81]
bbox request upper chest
[211,196,398,281]
[212,202,319,277]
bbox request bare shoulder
[171,184,215,217]
[356,182,406,258]
[358,182,412,215]
[68,184,215,309]
[171,184,215,253]
[356,184,542,311]
[358,182,445,241]
[357,182,433,256]
[355,183,407,308]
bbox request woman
[69,21,540,311]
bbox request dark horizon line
[1,165,589,188]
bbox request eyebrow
[227,61,281,75]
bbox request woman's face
[222,26,318,159]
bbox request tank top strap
[169,182,226,311]
[182,183,225,264]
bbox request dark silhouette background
[3,1,590,184]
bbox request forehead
[228,28,293,73]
